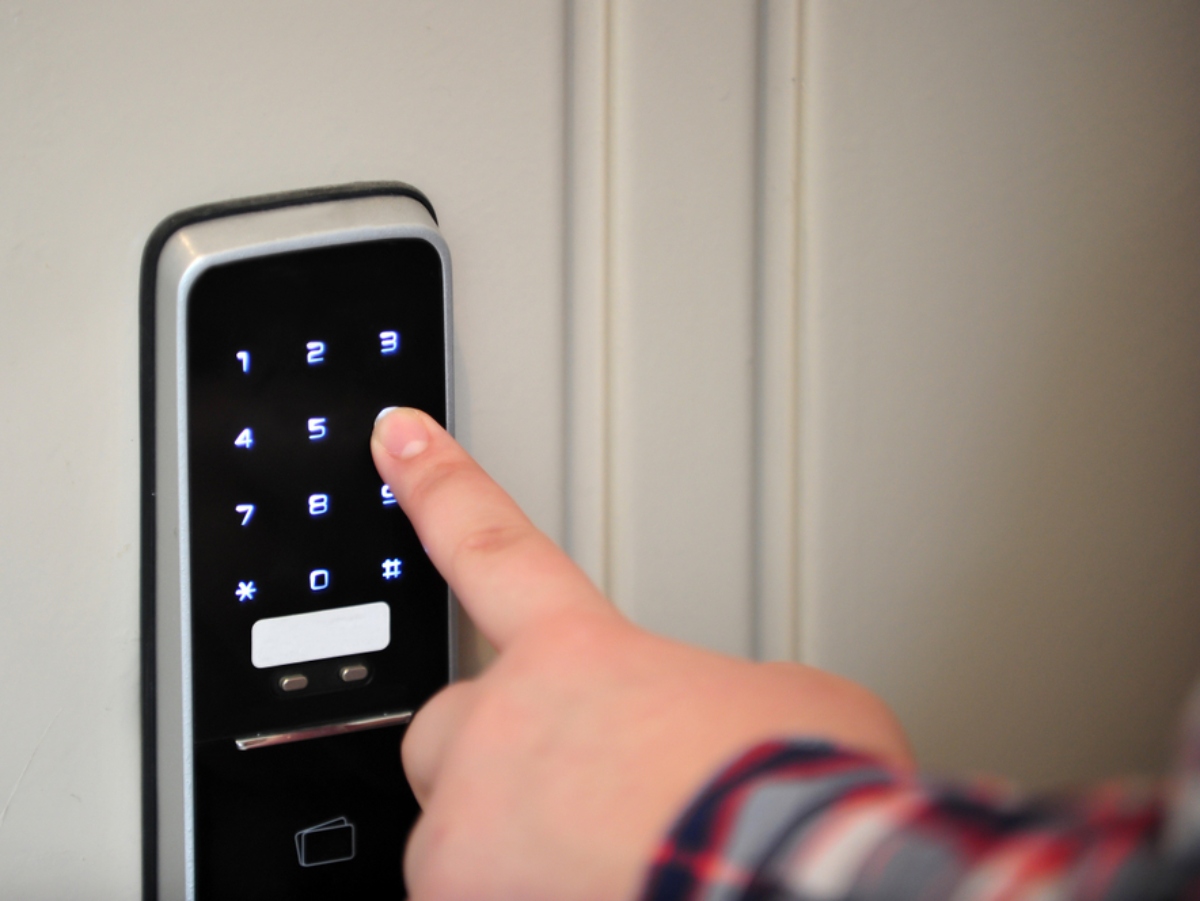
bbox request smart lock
[140,183,453,899]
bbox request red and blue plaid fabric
[641,687,1200,901]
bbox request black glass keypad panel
[194,726,416,899]
[187,238,448,742]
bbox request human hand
[371,408,912,901]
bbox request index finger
[370,407,613,649]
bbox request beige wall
[801,1,1200,787]
[0,1,1197,894]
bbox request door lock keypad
[186,238,449,743]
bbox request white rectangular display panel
[251,602,391,669]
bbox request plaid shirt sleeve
[641,686,1200,901]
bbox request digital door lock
[140,183,454,899]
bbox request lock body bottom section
[193,725,416,899]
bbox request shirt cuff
[638,740,898,901]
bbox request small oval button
[340,664,368,683]
[279,674,309,692]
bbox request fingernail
[374,407,430,460]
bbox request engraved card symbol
[295,817,355,867]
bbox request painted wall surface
[1,0,1198,894]
[0,2,566,894]
[801,1,1200,787]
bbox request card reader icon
[295,817,356,867]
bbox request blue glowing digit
[234,428,254,449]
[380,331,399,355]
[236,504,255,526]
[308,493,329,516]
[308,417,327,441]
[236,350,250,373]
[309,569,330,591]
[381,484,397,506]
[306,341,325,365]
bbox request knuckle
[402,681,475,774]
[450,521,537,574]
[406,454,475,511]
[400,714,433,776]
[406,817,483,901]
